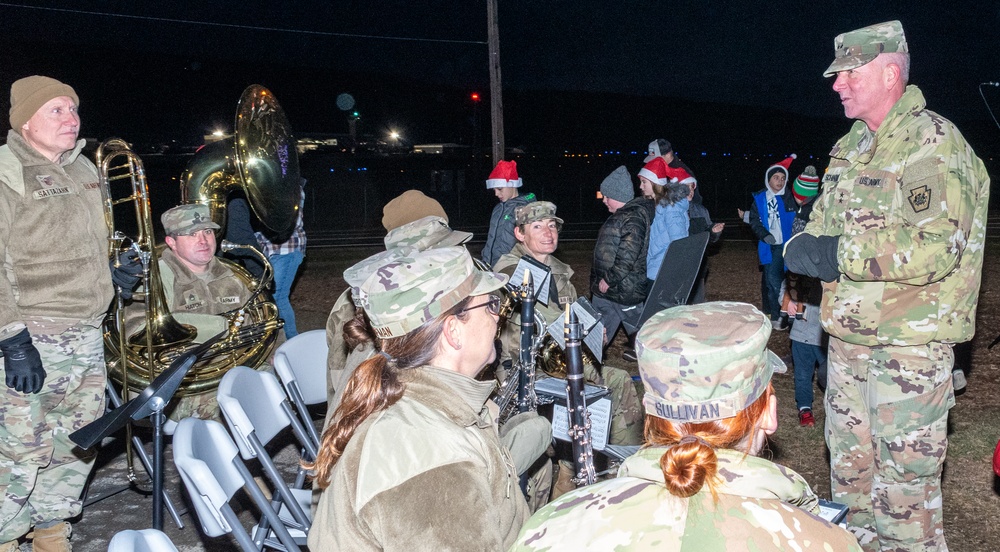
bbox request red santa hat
[638,157,669,186]
[765,154,797,185]
[485,160,523,189]
[663,165,695,185]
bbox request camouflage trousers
[826,338,954,552]
[0,325,106,542]
[588,363,644,447]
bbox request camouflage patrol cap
[358,246,508,339]
[514,201,564,228]
[384,215,473,252]
[824,20,908,77]
[161,204,221,236]
[636,301,786,423]
[343,247,416,308]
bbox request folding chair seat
[172,417,302,552]
[272,329,329,451]
[107,529,178,552]
[217,366,315,536]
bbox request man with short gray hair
[785,20,990,551]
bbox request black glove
[785,235,841,283]
[110,250,143,300]
[1,328,46,394]
[762,234,777,245]
[813,235,841,282]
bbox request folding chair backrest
[107,529,178,552]
[172,417,302,551]
[172,417,246,538]
[217,366,298,459]
[217,367,315,533]
[273,329,329,406]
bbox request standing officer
[784,21,990,552]
[0,76,138,552]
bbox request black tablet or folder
[630,231,710,333]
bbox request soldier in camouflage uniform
[320,193,552,511]
[512,302,862,551]
[0,77,138,551]
[494,202,644,502]
[494,201,644,449]
[309,247,531,550]
[324,192,473,425]
[784,21,990,552]
[146,204,257,421]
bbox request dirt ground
[67,238,1000,551]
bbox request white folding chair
[217,366,315,538]
[272,329,329,451]
[172,418,301,552]
[107,529,178,552]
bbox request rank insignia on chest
[182,292,205,311]
[908,185,931,213]
[36,174,55,187]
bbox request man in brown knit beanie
[0,76,138,552]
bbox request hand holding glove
[110,249,144,300]
[1,328,46,394]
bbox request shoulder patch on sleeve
[902,158,944,220]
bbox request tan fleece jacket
[0,130,113,338]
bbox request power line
[0,2,486,45]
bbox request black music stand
[71,331,224,531]
[628,231,710,333]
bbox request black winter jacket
[590,197,655,305]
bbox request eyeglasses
[459,294,501,316]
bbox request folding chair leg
[234,458,301,551]
[288,385,321,451]
[249,434,311,532]
[221,502,261,552]
[281,401,318,461]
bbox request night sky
[2,1,999,147]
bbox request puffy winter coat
[590,196,654,305]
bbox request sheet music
[545,298,605,363]
[552,398,611,451]
[510,257,553,306]
[817,499,849,526]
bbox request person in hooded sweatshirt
[747,154,798,330]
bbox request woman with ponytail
[513,302,862,551]
[307,246,530,550]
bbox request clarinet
[564,304,597,485]
[517,271,536,413]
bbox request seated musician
[158,204,251,334]
[512,302,863,551]
[309,247,531,550]
[127,203,258,420]
[493,201,644,497]
[321,191,551,500]
[325,190,473,422]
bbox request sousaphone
[103,84,300,396]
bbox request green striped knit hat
[792,165,820,202]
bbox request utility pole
[486,0,504,164]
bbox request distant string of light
[0,2,486,45]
